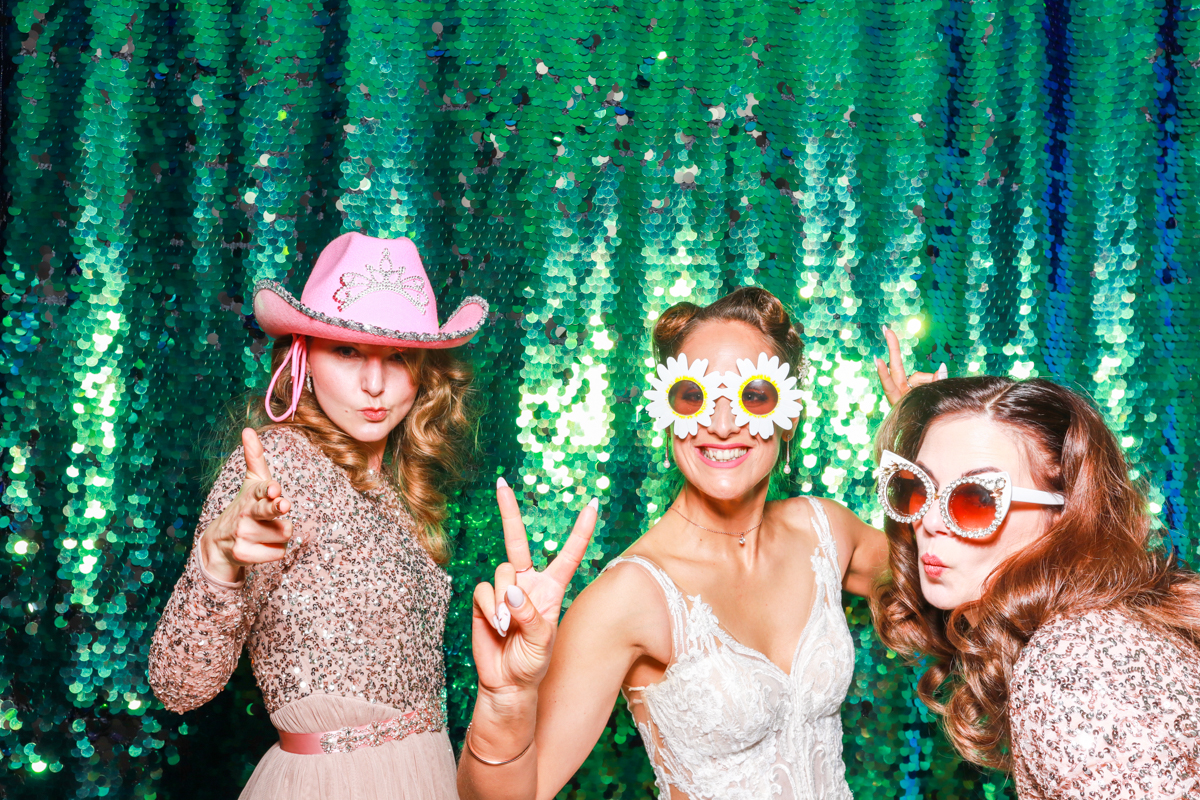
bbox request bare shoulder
[767,495,856,541]
[560,555,673,660]
[769,496,879,583]
[568,556,670,629]
[803,495,862,529]
[794,495,873,541]
[763,495,814,532]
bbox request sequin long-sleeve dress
[1008,608,1200,800]
[149,427,456,800]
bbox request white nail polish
[497,475,509,489]
[497,602,511,631]
[588,497,599,510]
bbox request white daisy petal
[645,352,719,441]
[777,399,803,419]
[674,416,699,439]
[719,352,808,440]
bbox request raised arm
[836,325,945,595]
[458,481,649,800]
[148,428,294,712]
[814,497,888,597]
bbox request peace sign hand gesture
[200,428,294,584]
[470,477,598,699]
[874,327,947,405]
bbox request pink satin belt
[276,702,443,755]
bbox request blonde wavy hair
[252,334,476,563]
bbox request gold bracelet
[464,722,533,766]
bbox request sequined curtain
[2,0,1196,797]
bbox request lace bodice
[149,428,451,718]
[603,497,855,800]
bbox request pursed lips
[920,552,947,578]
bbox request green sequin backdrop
[1,0,1197,796]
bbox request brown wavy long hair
[871,376,1200,770]
[254,335,477,563]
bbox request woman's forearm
[457,686,541,800]
[148,544,251,712]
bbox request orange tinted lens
[740,379,779,415]
[886,471,927,516]
[947,482,998,531]
[668,379,705,415]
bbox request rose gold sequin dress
[149,428,456,799]
[1009,607,1200,799]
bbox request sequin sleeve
[1008,608,1200,800]
[148,428,323,713]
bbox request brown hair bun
[652,286,804,377]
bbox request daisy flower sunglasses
[644,352,806,440]
[876,450,1065,539]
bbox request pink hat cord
[264,337,308,422]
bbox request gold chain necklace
[669,505,763,546]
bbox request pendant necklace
[669,505,763,546]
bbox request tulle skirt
[239,694,457,800]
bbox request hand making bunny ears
[873,326,948,405]
[470,477,598,695]
[200,428,295,584]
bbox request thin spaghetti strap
[602,555,689,662]
[803,497,842,574]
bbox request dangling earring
[305,372,313,393]
[783,435,792,475]
[663,438,671,468]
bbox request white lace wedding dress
[602,497,855,800]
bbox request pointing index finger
[242,428,274,482]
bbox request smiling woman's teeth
[702,447,747,462]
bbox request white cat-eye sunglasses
[876,450,1065,539]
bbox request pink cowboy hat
[253,232,488,421]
